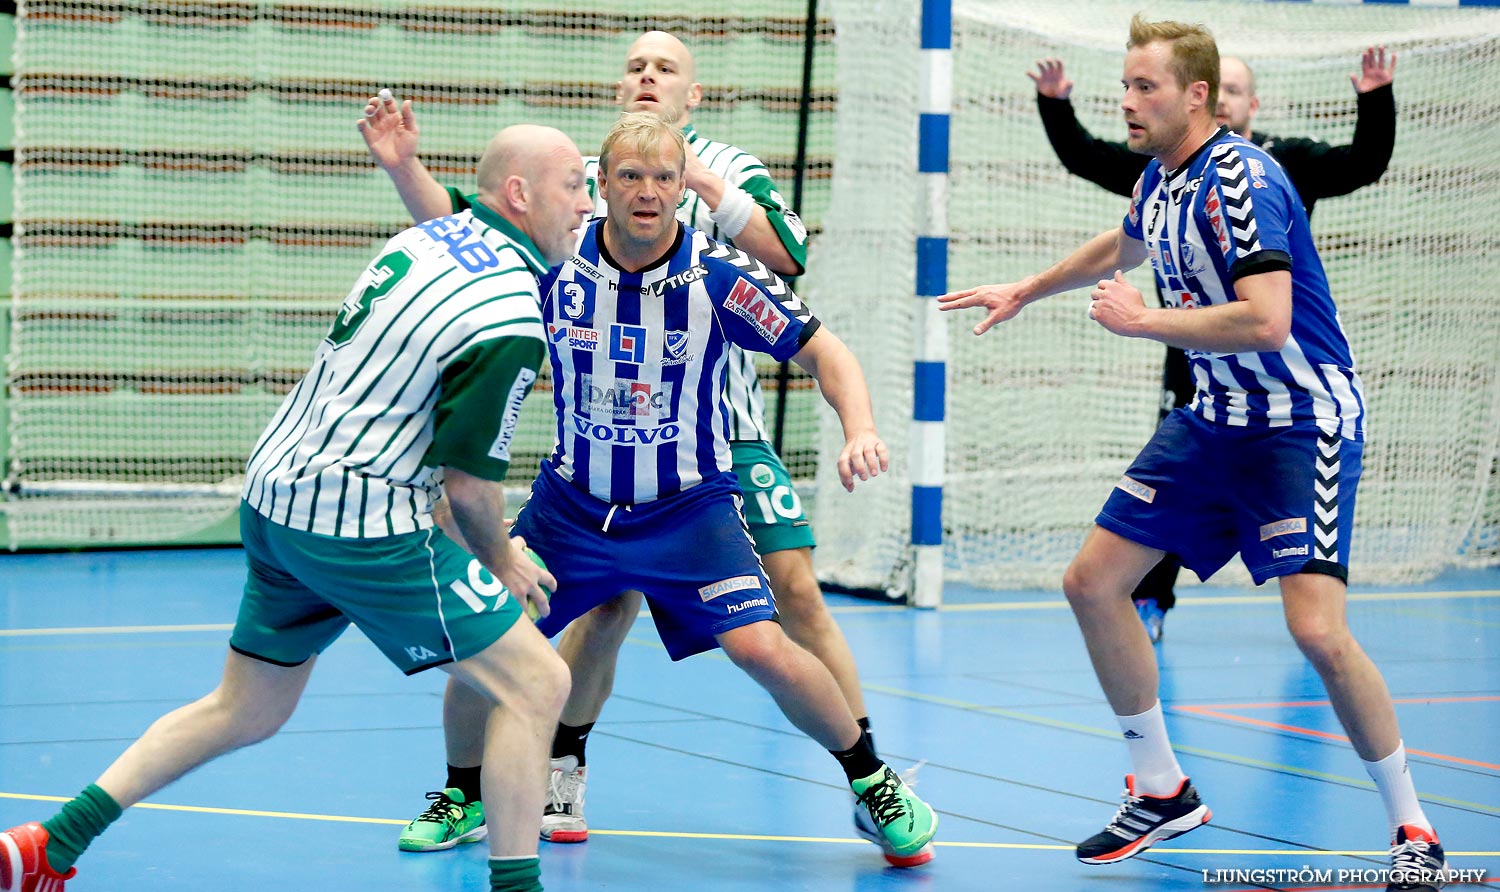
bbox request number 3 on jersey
[327,248,415,347]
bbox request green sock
[42,784,122,873]
[489,855,543,892]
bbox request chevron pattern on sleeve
[1211,146,1263,259]
[703,240,810,321]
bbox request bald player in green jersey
[0,124,594,892]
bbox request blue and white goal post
[912,0,951,609]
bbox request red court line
[1175,704,1500,771]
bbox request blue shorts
[1097,410,1362,585]
[512,466,776,661]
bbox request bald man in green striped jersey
[0,124,594,892]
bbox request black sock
[830,733,883,784]
[551,721,594,767]
[857,716,877,759]
[446,764,483,805]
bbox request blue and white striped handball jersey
[539,220,819,505]
[583,124,809,442]
[1123,128,1366,440]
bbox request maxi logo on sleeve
[1204,186,1231,255]
[724,278,788,343]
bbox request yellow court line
[3,793,1496,856]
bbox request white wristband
[708,184,755,239]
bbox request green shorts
[731,440,815,555]
[231,502,522,675]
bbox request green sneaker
[851,765,938,857]
[397,788,487,852]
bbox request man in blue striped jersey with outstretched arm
[941,16,1446,892]
[0,125,594,892]
[460,111,935,865]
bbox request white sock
[1363,742,1432,839]
[1116,701,1187,797]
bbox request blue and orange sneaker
[1386,824,1448,892]
[1,822,77,892]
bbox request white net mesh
[4,1,835,548]
[808,0,1500,595]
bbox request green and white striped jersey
[586,124,808,442]
[243,203,548,537]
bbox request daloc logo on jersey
[608,324,648,363]
[581,374,674,419]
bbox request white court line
[2,589,1496,636]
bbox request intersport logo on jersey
[548,323,599,352]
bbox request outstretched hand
[357,88,421,170]
[1027,58,1074,100]
[1351,46,1396,94]
[837,430,889,492]
[937,282,1029,335]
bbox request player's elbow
[767,255,804,278]
[1252,316,1291,353]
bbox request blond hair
[598,111,687,175]
[1128,14,1219,112]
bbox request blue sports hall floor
[2,548,1497,891]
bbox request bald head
[476,124,572,195]
[616,30,702,126]
[1214,56,1260,137]
[1221,57,1256,95]
[475,124,591,267]
[629,30,695,80]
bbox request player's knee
[774,577,831,634]
[208,688,295,747]
[1061,561,1110,611]
[719,622,791,676]
[1287,616,1351,669]
[531,648,572,722]
[582,592,641,638]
